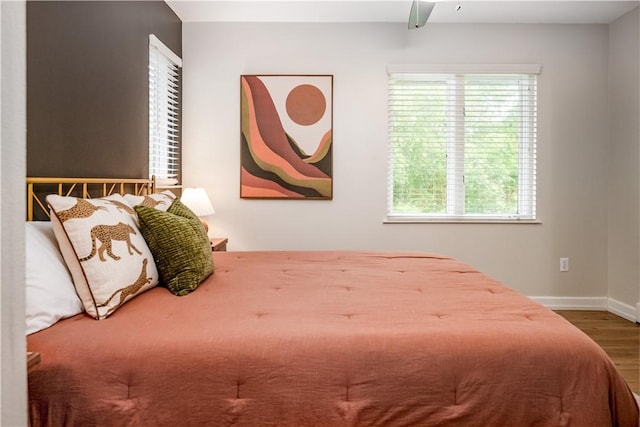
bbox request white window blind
[387,69,538,221]
[149,34,182,181]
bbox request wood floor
[556,310,639,394]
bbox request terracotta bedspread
[28,251,639,426]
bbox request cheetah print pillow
[123,190,176,212]
[47,194,159,320]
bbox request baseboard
[529,296,608,311]
[529,296,637,322]
[607,298,638,323]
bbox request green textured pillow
[134,199,213,296]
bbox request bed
[26,178,639,427]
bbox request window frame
[386,64,541,223]
[148,34,182,183]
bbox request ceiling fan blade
[408,0,435,29]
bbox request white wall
[1,1,27,425]
[608,7,640,310]
[182,22,612,300]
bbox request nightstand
[210,237,228,252]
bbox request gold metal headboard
[26,177,157,221]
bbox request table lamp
[180,187,215,232]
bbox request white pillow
[25,222,83,334]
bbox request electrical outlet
[560,258,569,272]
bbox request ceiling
[165,0,639,24]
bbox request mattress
[28,251,639,426]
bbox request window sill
[384,218,542,225]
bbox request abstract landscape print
[240,75,333,199]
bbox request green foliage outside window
[389,75,533,218]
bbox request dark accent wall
[27,1,181,178]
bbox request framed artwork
[240,74,333,199]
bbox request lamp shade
[180,187,215,217]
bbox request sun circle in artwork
[286,84,326,126]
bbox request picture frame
[240,74,333,199]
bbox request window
[387,65,539,222]
[148,34,182,182]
